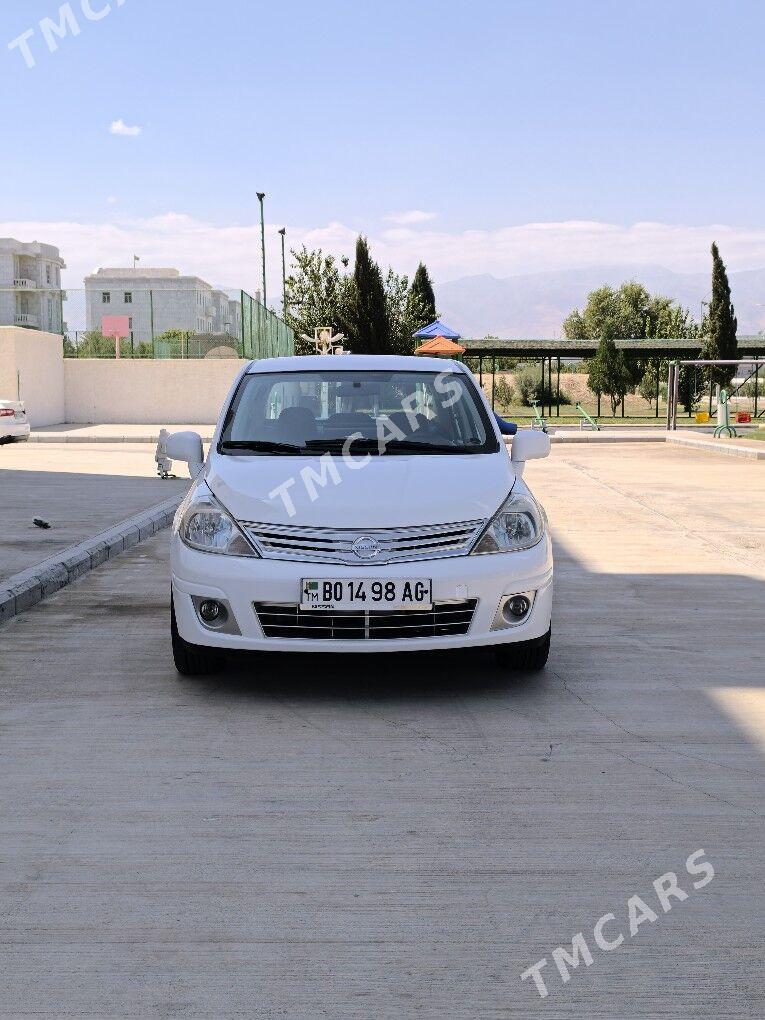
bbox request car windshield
[218,369,499,456]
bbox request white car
[0,400,30,443]
[165,355,553,675]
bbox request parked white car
[0,400,30,443]
[165,355,552,675]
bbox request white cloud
[106,196,118,204]
[384,210,437,225]
[3,214,765,296]
[109,119,141,137]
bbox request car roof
[244,354,465,374]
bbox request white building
[84,267,241,342]
[0,238,66,333]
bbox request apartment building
[0,238,66,333]
[84,267,241,342]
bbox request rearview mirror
[161,430,205,478]
[510,429,550,465]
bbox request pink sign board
[101,315,131,339]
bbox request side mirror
[162,430,205,478]
[510,429,550,466]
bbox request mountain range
[436,264,765,338]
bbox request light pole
[278,228,286,318]
[256,193,267,308]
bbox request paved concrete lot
[0,445,763,1018]
[0,443,188,580]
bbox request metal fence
[1,286,294,360]
[240,290,294,360]
[63,330,244,359]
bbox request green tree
[564,280,701,413]
[70,330,114,357]
[644,302,702,413]
[700,242,738,386]
[514,364,571,407]
[345,236,391,354]
[284,241,434,356]
[154,329,194,357]
[493,376,516,410]
[564,282,653,387]
[406,262,437,334]
[284,247,353,354]
[588,335,634,415]
[385,268,416,356]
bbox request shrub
[514,365,571,406]
[514,365,541,406]
[493,376,515,408]
[740,378,765,397]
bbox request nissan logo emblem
[352,535,380,560]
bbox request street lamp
[256,192,266,308]
[278,228,286,318]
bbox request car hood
[205,451,514,528]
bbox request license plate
[301,578,432,611]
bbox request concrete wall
[1,327,247,425]
[0,327,65,426]
[63,358,246,423]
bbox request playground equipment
[666,358,764,430]
[575,402,601,431]
[529,400,548,433]
[713,388,737,438]
[301,326,347,356]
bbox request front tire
[171,595,223,676]
[494,627,550,672]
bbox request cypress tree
[347,236,391,354]
[406,262,437,332]
[587,335,633,416]
[701,242,738,386]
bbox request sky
[2,0,765,298]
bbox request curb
[27,434,215,445]
[666,435,765,460]
[503,432,666,446]
[27,434,163,444]
[0,494,184,626]
[549,432,665,443]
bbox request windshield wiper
[303,437,379,453]
[382,440,477,454]
[303,437,478,455]
[219,439,306,454]
[385,440,477,452]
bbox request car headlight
[176,487,259,557]
[471,491,546,554]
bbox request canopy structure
[459,335,765,419]
[412,319,461,341]
[463,336,765,358]
[414,335,466,357]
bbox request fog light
[199,599,223,623]
[505,595,531,620]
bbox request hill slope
[437,265,765,337]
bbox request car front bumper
[172,533,553,654]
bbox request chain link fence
[2,286,294,360]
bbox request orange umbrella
[414,335,466,356]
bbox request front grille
[254,599,478,641]
[241,520,485,566]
